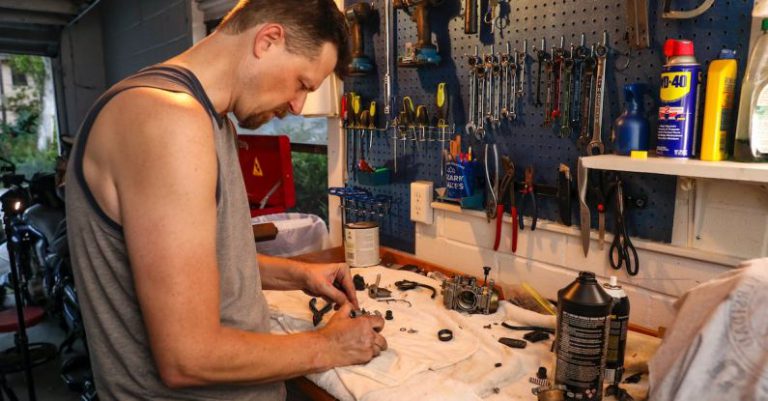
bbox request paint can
[344,222,380,267]
[656,39,702,158]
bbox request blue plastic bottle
[613,83,650,155]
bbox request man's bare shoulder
[98,87,214,140]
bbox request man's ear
[253,23,285,59]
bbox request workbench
[282,247,660,401]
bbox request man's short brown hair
[218,0,350,77]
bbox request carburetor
[442,266,499,314]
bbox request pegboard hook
[662,0,715,19]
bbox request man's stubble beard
[238,108,289,130]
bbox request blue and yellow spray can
[657,39,702,158]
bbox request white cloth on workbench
[648,258,768,401]
[265,266,556,401]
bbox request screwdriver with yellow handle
[436,83,448,176]
[368,101,376,153]
[351,94,361,180]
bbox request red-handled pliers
[494,157,517,252]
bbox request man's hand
[319,303,387,366]
[301,262,359,309]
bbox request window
[238,115,330,222]
[11,70,27,87]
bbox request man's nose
[288,92,308,115]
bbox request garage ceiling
[0,0,100,56]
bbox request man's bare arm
[96,89,385,388]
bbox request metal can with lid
[344,222,380,267]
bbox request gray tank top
[65,65,286,401]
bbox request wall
[100,0,193,85]
[57,0,196,137]
[414,203,735,330]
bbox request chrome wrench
[587,32,608,156]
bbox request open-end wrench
[571,34,588,130]
[509,47,519,120]
[551,37,565,123]
[475,51,487,138]
[534,38,549,107]
[517,40,527,100]
[485,46,498,125]
[587,32,609,156]
[559,44,575,138]
[577,46,596,151]
[500,42,511,120]
[542,50,554,127]
[466,46,480,136]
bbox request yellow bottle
[701,49,738,161]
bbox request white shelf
[581,155,768,184]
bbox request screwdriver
[416,105,429,143]
[368,101,376,153]
[436,82,448,177]
[351,94,361,180]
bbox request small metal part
[377,298,412,307]
[493,387,501,394]
[623,372,644,384]
[407,328,418,334]
[537,367,548,380]
[353,274,366,291]
[494,362,502,368]
[483,324,492,329]
[349,309,366,318]
[499,337,527,349]
[368,274,393,299]
[400,327,407,332]
[438,329,454,341]
[385,310,393,320]
[523,331,551,343]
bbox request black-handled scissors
[609,180,639,276]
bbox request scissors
[609,180,639,276]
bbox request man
[65,1,387,400]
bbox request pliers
[494,156,518,252]
[518,166,538,231]
[484,142,500,223]
[309,297,333,327]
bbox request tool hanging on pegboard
[394,0,443,67]
[345,2,376,76]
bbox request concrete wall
[57,0,196,138]
[100,0,193,85]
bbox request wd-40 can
[657,39,702,158]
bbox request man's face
[234,35,338,130]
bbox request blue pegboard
[344,0,754,252]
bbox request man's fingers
[324,283,349,306]
[368,315,385,333]
[373,334,388,351]
[337,264,360,308]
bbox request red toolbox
[236,135,295,217]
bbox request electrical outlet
[410,181,434,224]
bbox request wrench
[484,47,498,125]
[587,32,609,156]
[535,38,549,107]
[571,34,588,129]
[577,46,596,151]
[517,40,527,100]
[466,47,480,136]
[551,37,565,123]
[560,44,575,138]
[542,50,554,127]
[509,46,519,120]
[500,42,511,120]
